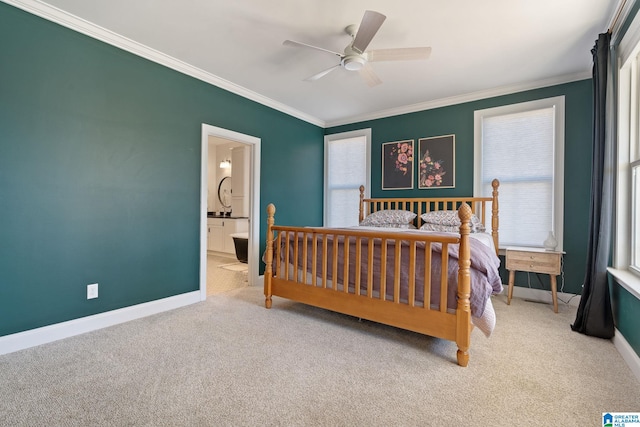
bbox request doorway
[200,124,260,300]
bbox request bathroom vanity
[207,215,248,254]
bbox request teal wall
[611,284,640,353]
[3,0,638,363]
[327,80,593,296]
[0,3,324,337]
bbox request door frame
[200,124,260,300]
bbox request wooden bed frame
[263,179,499,366]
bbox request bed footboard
[263,203,475,367]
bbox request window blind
[481,107,555,247]
[326,136,367,227]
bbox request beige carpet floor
[0,287,638,426]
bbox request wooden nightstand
[505,247,563,313]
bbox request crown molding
[325,71,592,128]
[3,0,594,131]
[609,0,636,44]
[2,0,325,128]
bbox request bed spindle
[322,234,328,289]
[380,238,387,301]
[275,232,282,278]
[332,234,339,291]
[456,203,472,367]
[311,234,318,288]
[355,237,362,295]
[440,243,449,313]
[302,231,308,284]
[359,185,365,223]
[293,231,299,283]
[423,242,432,309]
[408,242,417,306]
[367,238,374,298]
[393,240,401,303]
[264,203,276,309]
[491,179,500,255]
[284,231,291,281]
[343,236,350,293]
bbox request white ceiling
[16,0,618,126]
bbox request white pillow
[361,223,417,229]
[420,211,485,232]
[419,223,459,233]
[360,210,417,227]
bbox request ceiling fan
[283,10,431,87]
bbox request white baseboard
[613,328,640,383]
[0,291,201,356]
[509,285,582,307]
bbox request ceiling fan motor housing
[342,55,365,71]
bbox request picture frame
[418,134,455,189]
[382,140,414,190]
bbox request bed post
[491,179,500,256]
[359,185,365,223]
[456,203,472,367]
[264,203,276,309]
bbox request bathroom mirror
[217,176,232,208]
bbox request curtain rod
[608,0,629,34]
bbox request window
[610,10,640,298]
[616,29,640,277]
[324,129,371,227]
[474,97,565,250]
[633,165,640,270]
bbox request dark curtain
[571,32,615,338]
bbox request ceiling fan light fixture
[342,56,365,71]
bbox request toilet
[230,232,249,263]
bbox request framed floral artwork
[418,134,455,189]
[382,140,414,190]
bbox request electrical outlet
[87,283,98,299]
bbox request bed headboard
[358,179,500,253]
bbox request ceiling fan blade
[367,47,432,62]
[358,62,382,87]
[305,64,341,82]
[351,10,386,54]
[283,40,342,57]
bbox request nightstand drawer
[505,250,561,275]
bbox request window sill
[608,267,640,300]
